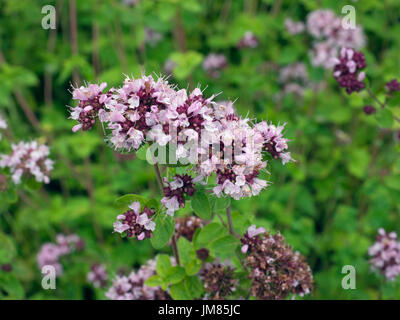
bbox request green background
[1,0,400,299]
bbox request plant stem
[69,0,80,85]
[366,87,400,123]
[153,163,181,265]
[226,205,240,238]
[366,87,385,109]
[153,164,164,191]
[171,234,181,265]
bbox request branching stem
[153,163,181,265]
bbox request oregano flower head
[87,264,108,288]
[369,228,400,281]
[113,201,156,240]
[333,48,366,94]
[37,234,84,276]
[0,141,54,184]
[200,262,238,300]
[105,258,170,300]
[241,226,314,300]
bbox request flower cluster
[0,141,54,185]
[279,63,308,85]
[278,63,317,98]
[113,201,156,240]
[105,259,170,300]
[292,9,366,69]
[284,18,305,35]
[333,48,366,94]
[175,216,204,241]
[70,82,109,133]
[202,53,227,78]
[68,75,292,206]
[145,28,163,47]
[201,118,267,200]
[200,262,238,300]
[254,121,292,164]
[122,0,140,6]
[87,264,108,288]
[161,174,197,216]
[386,79,400,93]
[240,224,266,254]
[0,114,6,141]
[37,234,84,276]
[241,226,313,300]
[237,31,258,49]
[368,228,400,281]
[163,59,177,76]
[1,264,12,272]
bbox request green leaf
[376,108,393,128]
[170,51,203,80]
[184,276,203,299]
[165,266,186,284]
[210,196,231,212]
[170,281,192,300]
[347,149,370,179]
[384,175,400,191]
[145,198,160,210]
[114,194,148,211]
[185,259,202,276]
[136,144,149,161]
[0,273,24,299]
[156,254,172,277]
[231,211,250,234]
[195,223,226,249]
[0,233,16,264]
[191,190,212,220]
[25,177,42,191]
[177,237,195,265]
[2,187,18,204]
[209,235,239,259]
[144,275,163,287]
[151,215,175,249]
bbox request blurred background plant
[1,0,400,299]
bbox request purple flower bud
[1,264,12,272]
[196,248,209,261]
[363,105,376,115]
[385,79,400,93]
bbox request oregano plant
[67,74,314,300]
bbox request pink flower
[369,229,400,281]
[0,141,54,185]
[203,53,227,78]
[113,202,156,240]
[106,258,171,300]
[285,18,305,35]
[161,196,180,216]
[247,225,266,238]
[37,234,83,277]
[237,31,259,49]
[87,264,108,288]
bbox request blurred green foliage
[1,0,400,299]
